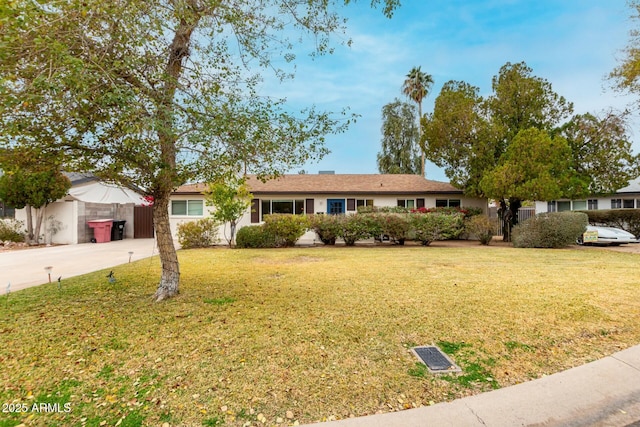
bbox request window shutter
[251,199,260,223]
[347,198,356,211]
[305,199,314,214]
[416,198,425,208]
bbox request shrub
[176,218,220,249]
[465,215,496,245]
[512,212,588,248]
[411,206,483,219]
[378,213,412,245]
[357,205,412,214]
[309,214,340,245]
[337,214,373,246]
[0,219,25,242]
[263,214,309,247]
[411,213,463,245]
[235,225,279,248]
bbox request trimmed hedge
[235,225,279,248]
[309,214,340,245]
[578,209,640,238]
[176,218,220,249]
[411,212,464,245]
[337,214,374,246]
[263,214,309,247]
[512,212,588,248]
[377,213,412,245]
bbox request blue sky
[262,0,637,182]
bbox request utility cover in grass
[411,346,462,374]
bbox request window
[261,199,305,220]
[356,199,374,208]
[624,199,635,209]
[588,199,598,210]
[557,201,571,212]
[611,199,622,209]
[397,199,415,208]
[572,200,587,211]
[436,199,461,208]
[0,202,15,218]
[171,200,203,216]
[547,201,557,212]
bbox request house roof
[63,172,97,186]
[616,177,640,194]
[173,174,463,195]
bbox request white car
[578,225,639,246]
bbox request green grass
[1,245,640,426]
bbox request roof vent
[318,171,335,175]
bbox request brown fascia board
[172,189,464,196]
[250,190,464,195]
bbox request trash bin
[111,220,126,241]
[87,219,114,243]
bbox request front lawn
[1,245,639,426]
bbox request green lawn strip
[1,246,639,426]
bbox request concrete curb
[303,346,640,427]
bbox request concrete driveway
[1,238,158,293]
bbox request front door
[327,199,345,215]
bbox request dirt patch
[253,255,325,264]
[0,243,66,252]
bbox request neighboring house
[171,173,488,244]
[536,177,640,213]
[14,173,149,244]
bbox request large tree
[0,149,71,244]
[402,66,433,177]
[611,1,640,95]
[425,62,636,241]
[376,99,421,174]
[558,111,638,195]
[0,0,399,301]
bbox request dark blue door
[327,199,345,215]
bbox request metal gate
[134,206,154,238]
[489,207,536,235]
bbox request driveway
[1,238,157,293]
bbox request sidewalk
[0,238,157,293]
[304,345,640,427]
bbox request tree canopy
[205,177,253,247]
[0,149,71,243]
[425,61,637,240]
[0,0,399,300]
[611,1,640,95]
[376,99,421,174]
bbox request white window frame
[171,200,204,217]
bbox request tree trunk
[152,192,180,302]
[229,220,236,248]
[24,204,38,244]
[418,101,425,177]
[500,198,522,242]
[33,206,45,245]
[151,8,199,301]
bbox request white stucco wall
[535,195,640,213]
[169,192,488,245]
[14,201,78,245]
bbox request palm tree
[402,66,434,177]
